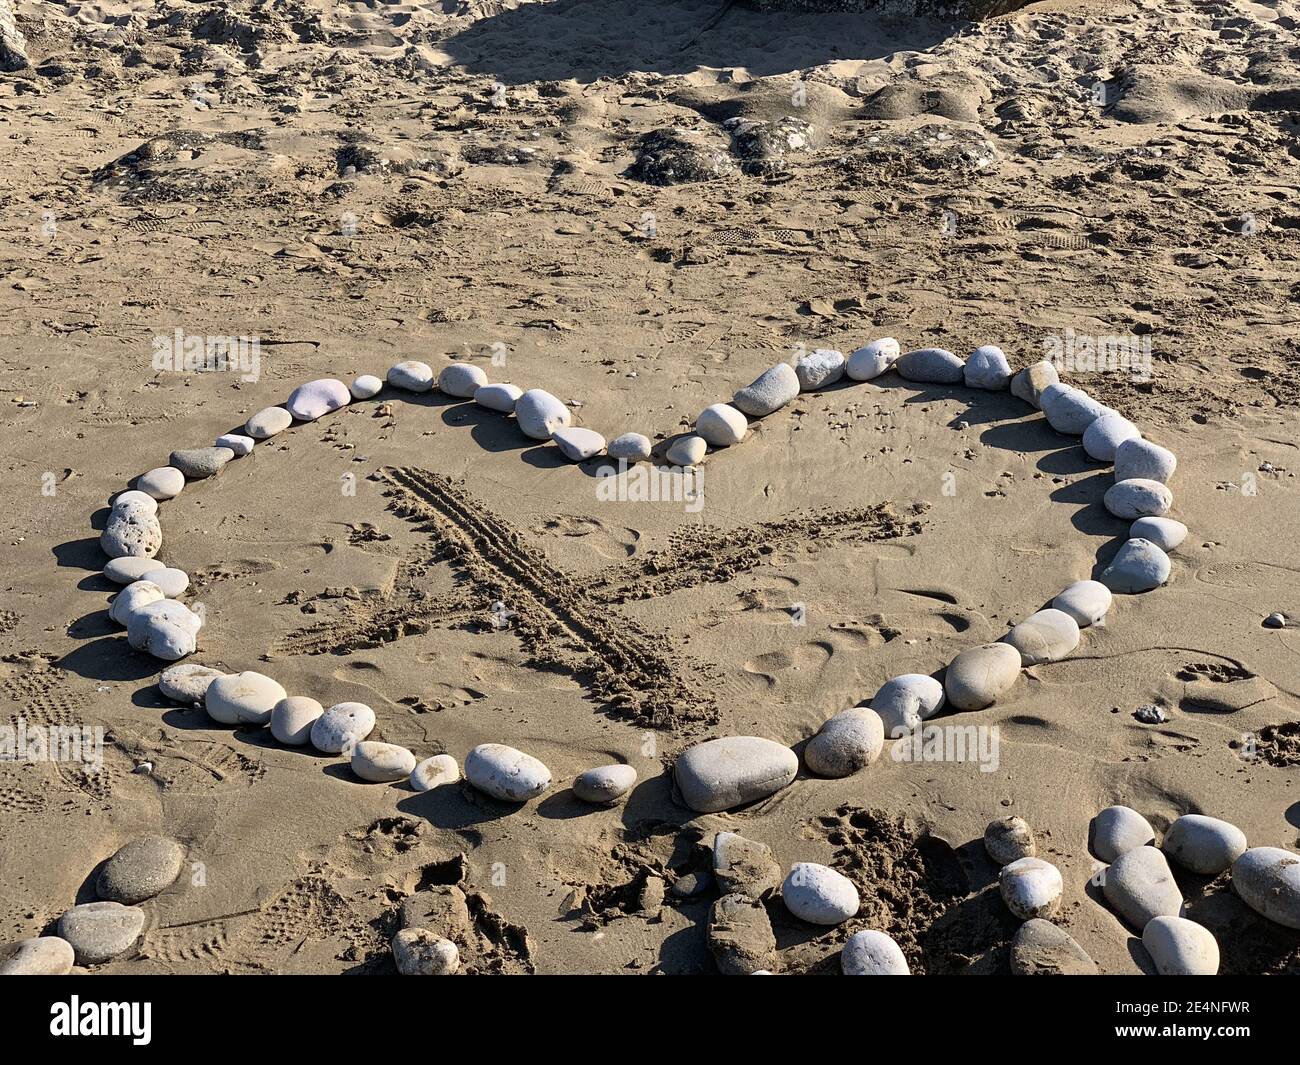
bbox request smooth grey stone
[572,764,637,804]
[287,378,349,421]
[269,696,323,745]
[1040,383,1111,435]
[1005,608,1080,665]
[551,426,605,461]
[1010,919,1097,975]
[695,403,747,446]
[845,337,900,381]
[1102,846,1183,929]
[438,363,488,398]
[841,930,910,975]
[1231,847,1300,929]
[104,556,159,585]
[944,642,1022,710]
[1101,538,1171,593]
[0,937,75,975]
[100,506,162,559]
[606,432,652,462]
[350,374,383,399]
[125,600,201,660]
[964,345,1012,389]
[1000,857,1062,920]
[1091,806,1155,863]
[1143,916,1219,975]
[137,466,185,500]
[214,433,254,456]
[713,831,781,899]
[1115,437,1177,484]
[159,663,225,705]
[1104,478,1172,520]
[310,702,375,753]
[205,671,287,726]
[57,902,145,965]
[795,348,845,391]
[1163,815,1247,875]
[410,754,459,791]
[1052,580,1112,627]
[1264,612,1287,629]
[895,347,964,383]
[665,434,706,466]
[732,363,799,417]
[782,862,860,925]
[97,837,184,904]
[169,446,234,479]
[139,567,188,598]
[352,741,417,783]
[1130,516,1187,551]
[985,816,1037,867]
[708,893,777,975]
[674,736,798,813]
[804,707,884,777]
[515,388,571,439]
[245,406,293,438]
[464,743,552,801]
[870,673,945,735]
[386,360,434,392]
[1009,360,1059,408]
[1082,411,1141,462]
[391,929,459,975]
[474,382,522,412]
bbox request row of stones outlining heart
[94,341,1184,802]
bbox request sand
[1,0,1298,975]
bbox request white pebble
[137,466,185,500]
[1105,478,1172,520]
[386,360,434,392]
[1231,847,1300,929]
[1004,608,1080,665]
[804,707,884,777]
[158,663,225,705]
[795,348,845,391]
[1103,846,1183,929]
[104,556,160,585]
[944,642,1022,710]
[1129,516,1187,551]
[695,403,748,446]
[964,345,1011,389]
[112,490,158,516]
[438,363,488,398]
[845,337,900,381]
[1082,411,1141,462]
[311,702,376,753]
[665,434,707,467]
[674,736,798,813]
[205,671,287,726]
[999,857,1063,920]
[1143,916,1219,975]
[1009,361,1059,408]
[841,930,910,975]
[270,696,324,746]
[411,754,459,791]
[1115,437,1176,484]
[1163,814,1247,875]
[1101,538,1171,593]
[1040,383,1111,435]
[1092,805,1155,863]
[109,579,165,625]
[1052,579,1112,627]
[551,426,605,461]
[350,374,383,399]
[895,347,964,384]
[464,743,552,802]
[287,378,350,421]
[782,862,860,925]
[125,600,201,660]
[514,388,572,439]
[474,382,522,412]
[245,405,293,439]
[352,741,417,782]
[215,433,254,456]
[573,764,637,804]
[392,929,459,975]
[870,673,945,735]
[139,567,188,598]
[607,432,652,462]
[732,363,799,417]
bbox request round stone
[1105,478,1173,520]
[137,466,185,500]
[1082,411,1142,462]
[1005,608,1080,665]
[386,360,434,392]
[464,743,552,802]
[841,930,910,975]
[159,663,225,705]
[1101,538,1171,593]
[1040,383,1111,435]
[287,378,350,421]
[97,836,184,904]
[964,345,1012,389]
[101,507,162,559]
[111,490,158,516]
[1102,846,1183,929]
[1264,612,1287,629]
[870,673,945,735]
[269,696,324,746]
[104,556,159,584]
[1009,360,1059,408]
[391,928,459,975]
[205,671,287,726]
[169,446,234,479]
[1143,916,1219,975]
[57,902,146,965]
[673,736,798,813]
[984,816,1037,867]
[782,862,860,925]
[1231,847,1300,929]
[665,434,707,467]
[125,600,201,660]
[573,764,637,804]
[1091,805,1155,863]
[1115,437,1177,484]
[310,702,376,754]
[1130,516,1187,551]
[1000,857,1062,921]
[732,363,799,417]
[551,426,605,461]
[695,403,748,446]
[895,347,964,384]
[474,382,523,412]
[437,363,488,398]
[410,754,460,791]
[109,580,165,625]
[795,348,845,391]
[804,707,884,778]
[245,406,293,438]
[1163,815,1247,875]
[352,741,417,783]
[139,566,188,598]
[944,642,1022,711]
[514,388,572,439]
[0,937,75,975]
[1052,580,1112,627]
[1010,919,1097,975]
[845,337,900,381]
[350,374,383,399]
[607,432,652,462]
[214,432,254,456]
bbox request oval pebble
[205,671,287,726]
[895,347,964,384]
[169,446,234,479]
[1010,919,1097,975]
[1101,538,1171,593]
[804,707,884,778]
[1082,411,1142,462]
[985,816,1037,867]
[1040,384,1111,435]
[352,741,417,783]
[1103,846,1183,929]
[386,360,434,392]
[1115,437,1177,484]
[573,764,637,804]
[1231,847,1300,929]
[0,937,75,976]
[841,930,910,975]
[111,490,158,516]
[795,348,845,391]
[674,736,798,813]
[1009,360,1059,408]
[1143,916,1219,975]
[782,862,860,925]
[214,432,254,456]
[1091,805,1155,863]
[104,556,160,584]
[269,696,324,746]
[515,388,572,440]
[870,673,945,735]
[1000,857,1063,920]
[665,434,707,467]
[732,363,799,417]
[109,580,165,625]
[126,600,201,660]
[159,663,225,705]
[1105,478,1172,520]
[287,378,350,421]
[438,363,488,398]
[944,642,1022,711]
[410,754,460,791]
[139,566,188,598]
[350,374,383,399]
[310,702,376,754]
[1005,608,1080,665]
[1130,516,1187,551]
[551,426,606,461]
[695,403,748,446]
[607,432,652,462]
[465,743,552,802]
[845,337,900,381]
[392,928,459,975]
[1163,814,1247,875]
[57,902,145,965]
[101,507,162,559]
[137,466,185,500]
[474,382,523,412]
[1052,579,1112,627]
[964,345,1011,389]
[97,837,184,904]
[245,406,293,439]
